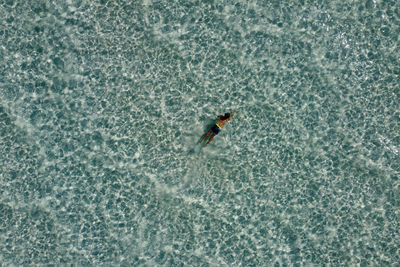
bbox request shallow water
[1,0,399,265]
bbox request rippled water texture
[1,0,399,265]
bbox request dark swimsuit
[211,123,222,134]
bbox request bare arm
[227,111,236,121]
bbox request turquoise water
[1,0,399,265]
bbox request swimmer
[201,112,235,146]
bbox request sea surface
[1,0,399,266]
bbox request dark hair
[224,113,230,119]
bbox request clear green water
[1,0,399,265]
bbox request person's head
[223,113,230,119]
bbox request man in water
[201,112,235,146]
